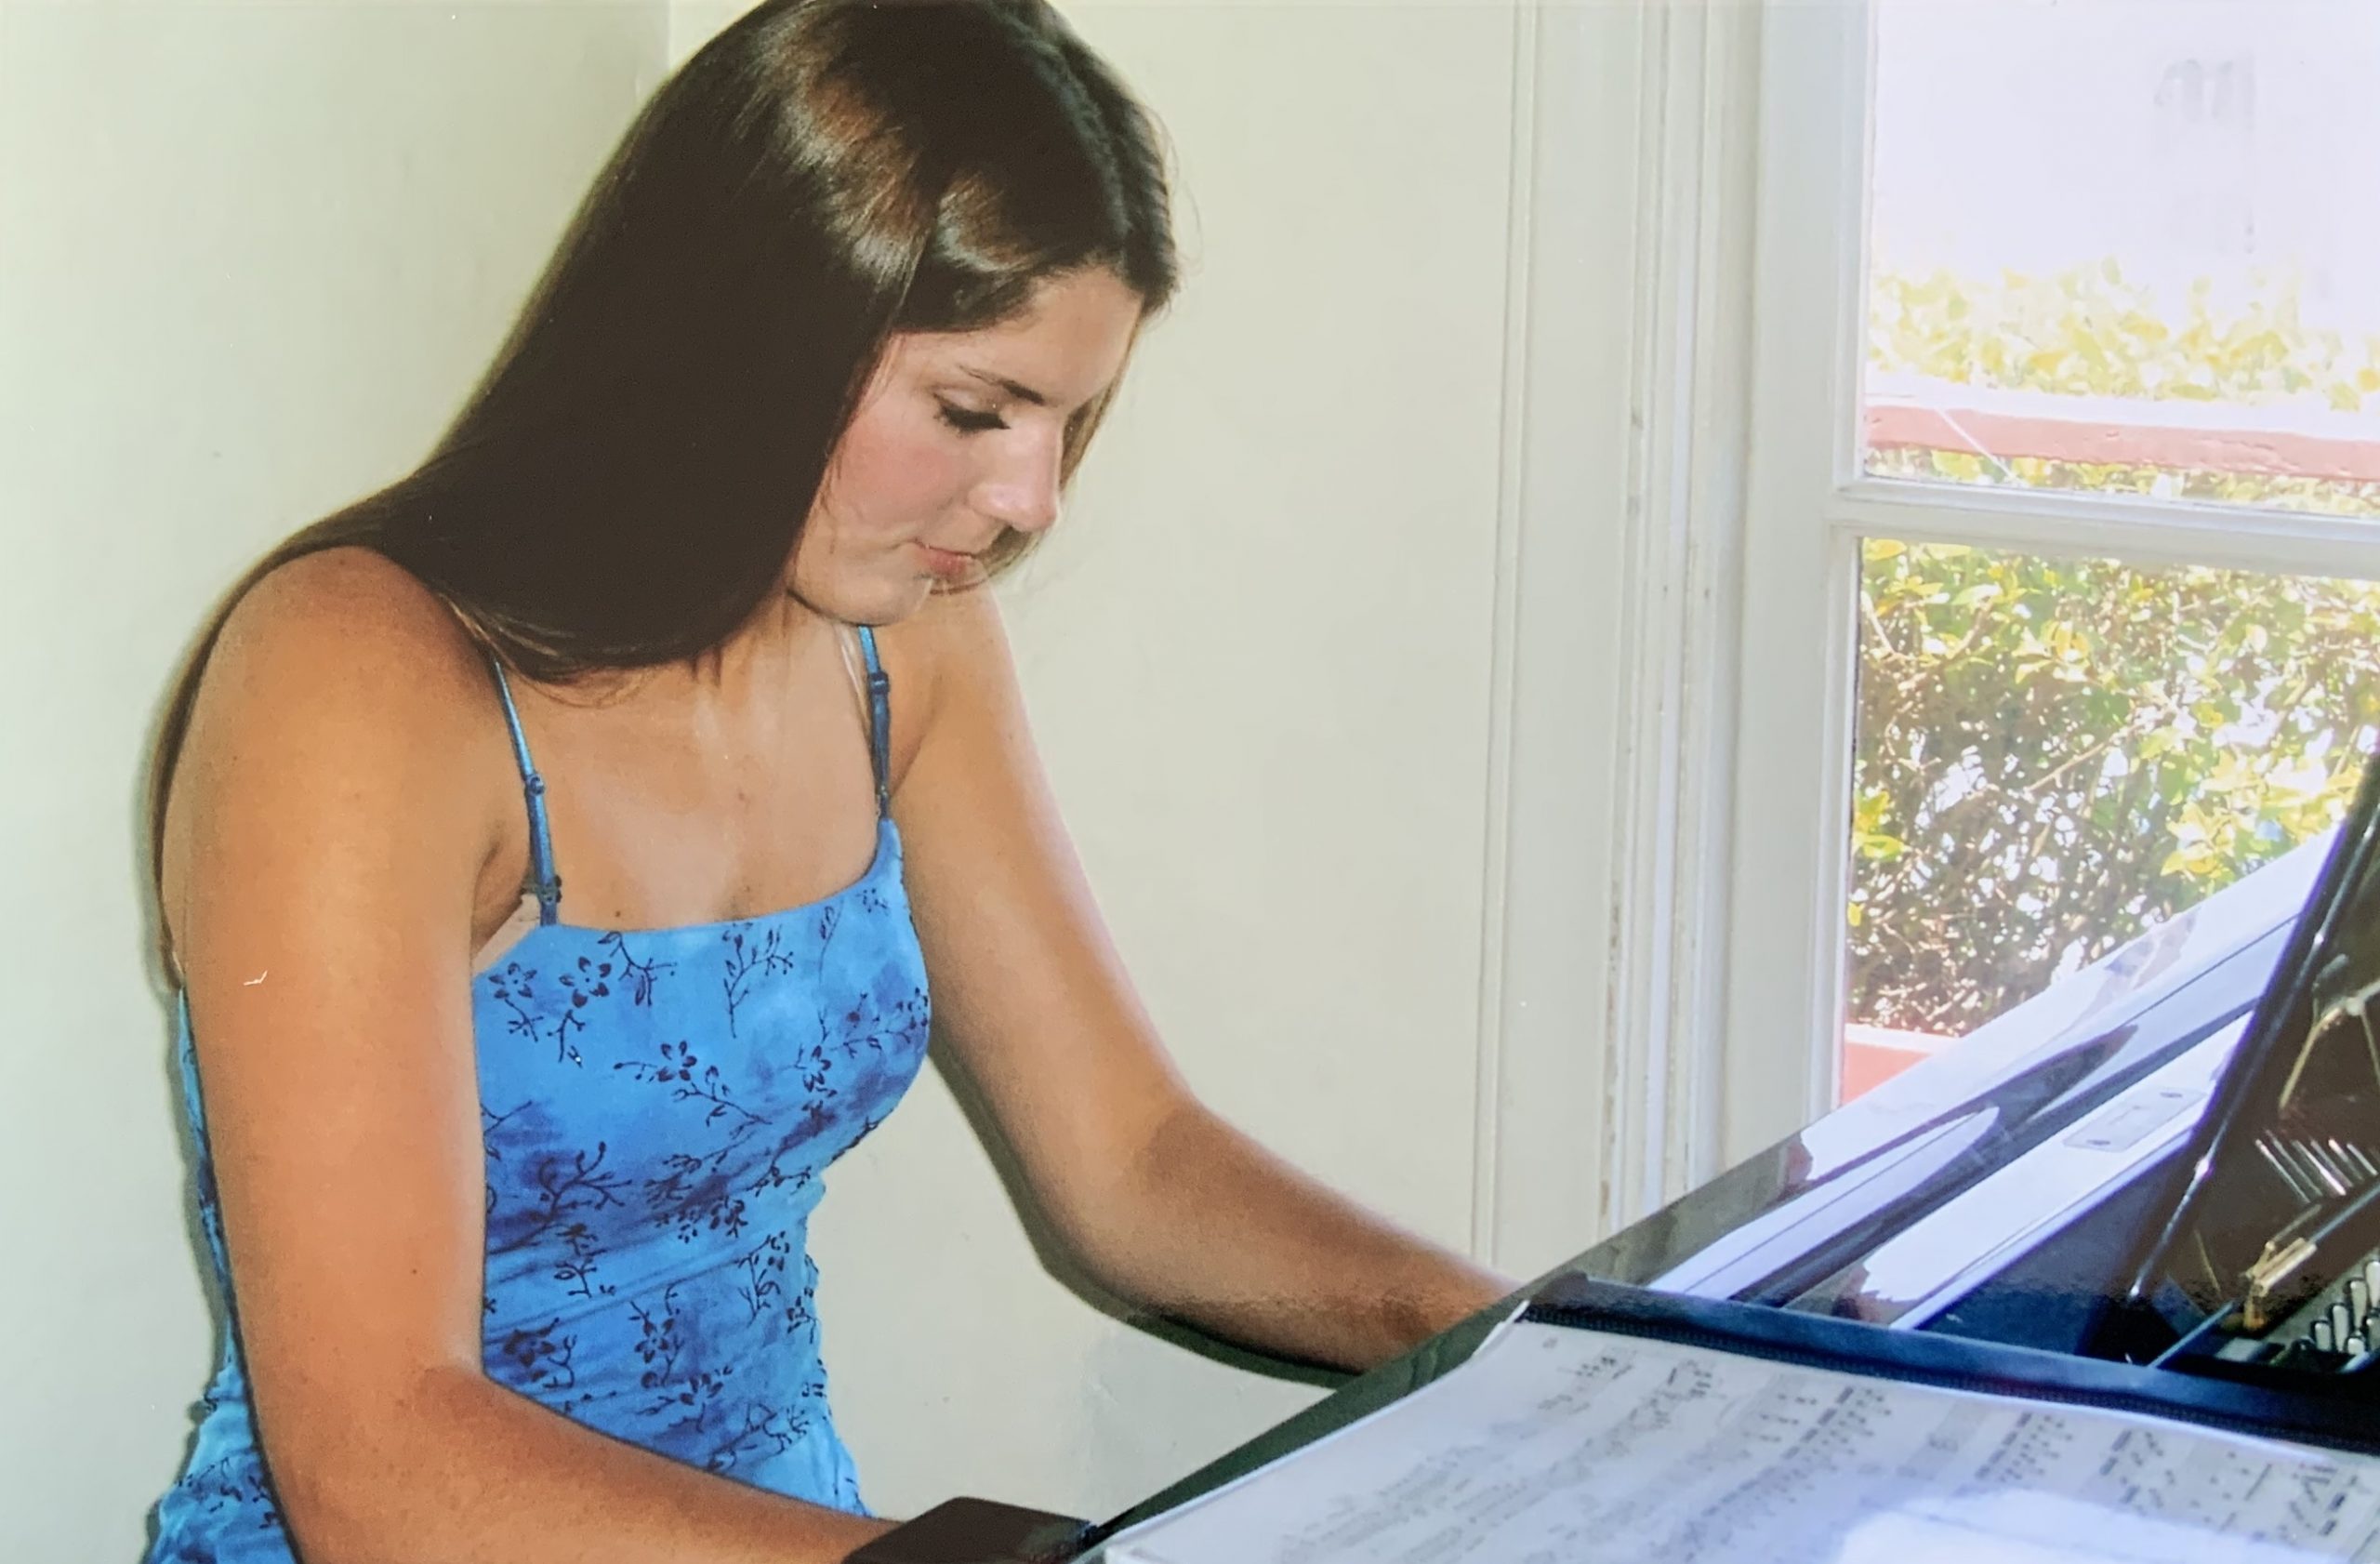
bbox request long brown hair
[146,0,1178,964]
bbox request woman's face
[791,265,1144,625]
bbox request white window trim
[1720,0,1873,1162]
[1599,0,1764,1225]
[1471,0,1764,1273]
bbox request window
[1723,0,2380,1154]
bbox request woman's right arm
[163,549,896,1564]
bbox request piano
[853,751,2380,1562]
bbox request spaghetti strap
[856,626,892,817]
[484,656,563,925]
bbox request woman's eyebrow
[958,363,1051,407]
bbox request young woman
[144,3,1509,1559]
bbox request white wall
[0,4,667,1556]
[4,0,1635,1550]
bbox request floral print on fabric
[146,819,932,1563]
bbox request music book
[1096,1310,2380,1563]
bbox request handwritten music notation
[1099,1322,2380,1564]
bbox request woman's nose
[975,427,1064,534]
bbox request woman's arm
[883,590,1512,1374]
[1079,1101,1512,1370]
[165,550,894,1564]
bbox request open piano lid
[2120,742,2380,1367]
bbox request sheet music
[1098,1321,2380,1564]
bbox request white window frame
[1470,0,1764,1271]
[1716,0,2380,1169]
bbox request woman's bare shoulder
[165,547,512,933]
[212,545,495,706]
[867,585,1019,781]
[876,581,1011,701]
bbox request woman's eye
[936,400,1007,434]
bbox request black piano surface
[863,755,2380,1561]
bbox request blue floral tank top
[147,627,932,1562]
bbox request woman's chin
[787,575,936,630]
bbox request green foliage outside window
[1847,265,2380,1035]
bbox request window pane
[1839,539,2380,1102]
[1863,0,2380,520]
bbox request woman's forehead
[892,270,1143,401]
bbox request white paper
[1097,1321,2380,1564]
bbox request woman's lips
[916,542,981,579]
